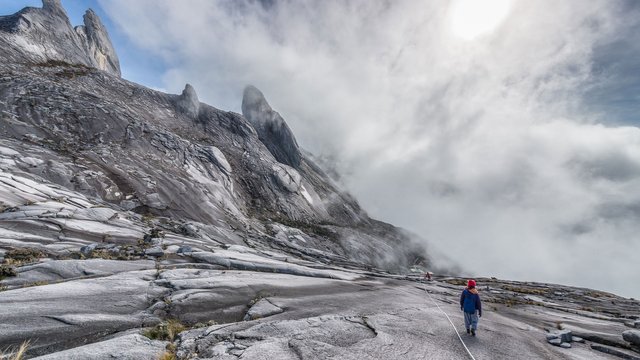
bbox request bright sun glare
[451,0,512,40]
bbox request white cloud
[100,0,640,298]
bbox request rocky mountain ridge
[0,0,120,76]
[0,2,639,359]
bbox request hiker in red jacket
[460,279,482,336]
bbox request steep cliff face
[0,0,426,271]
[0,0,120,76]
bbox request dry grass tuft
[0,340,30,360]
[3,248,45,266]
[158,351,176,360]
[143,319,186,342]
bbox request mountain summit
[0,0,120,76]
[242,85,302,168]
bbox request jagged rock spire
[242,85,302,168]
[0,0,121,77]
[175,84,200,118]
[76,9,121,76]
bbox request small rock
[622,330,640,347]
[560,342,571,349]
[572,336,584,343]
[181,223,199,237]
[547,329,572,344]
[243,298,284,321]
[80,243,98,255]
[548,338,562,346]
[164,245,180,254]
[145,247,164,257]
[557,329,572,343]
[177,246,193,255]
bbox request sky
[2,1,639,298]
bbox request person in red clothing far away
[460,279,482,336]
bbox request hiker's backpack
[463,290,477,313]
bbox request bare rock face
[242,85,302,168]
[0,0,121,76]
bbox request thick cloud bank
[100,0,640,298]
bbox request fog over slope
[99,0,640,298]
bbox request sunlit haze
[450,0,512,40]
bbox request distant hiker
[425,272,432,281]
[460,279,482,336]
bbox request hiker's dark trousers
[464,311,479,330]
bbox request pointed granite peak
[175,84,200,118]
[42,0,64,12]
[242,85,302,168]
[242,85,272,114]
[76,8,121,76]
[0,1,121,77]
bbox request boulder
[623,330,640,347]
[244,298,284,321]
[177,246,193,255]
[557,330,572,343]
[180,223,199,237]
[547,329,572,345]
[145,247,164,258]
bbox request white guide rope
[422,282,477,360]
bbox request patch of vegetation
[443,278,468,286]
[55,68,91,79]
[501,285,549,296]
[192,320,217,329]
[35,59,82,68]
[0,265,17,280]
[269,216,339,241]
[3,248,45,266]
[263,223,277,237]
[158,349,176,360]
[33,59,92,79]
[87,247,137,261]
[486,296,540,308]
[143,319,186,342]
[141,213,156,225]
[584,290,614,299]
[0,340,30,360]
[24,281,49,288]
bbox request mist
[99,0,640,298]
